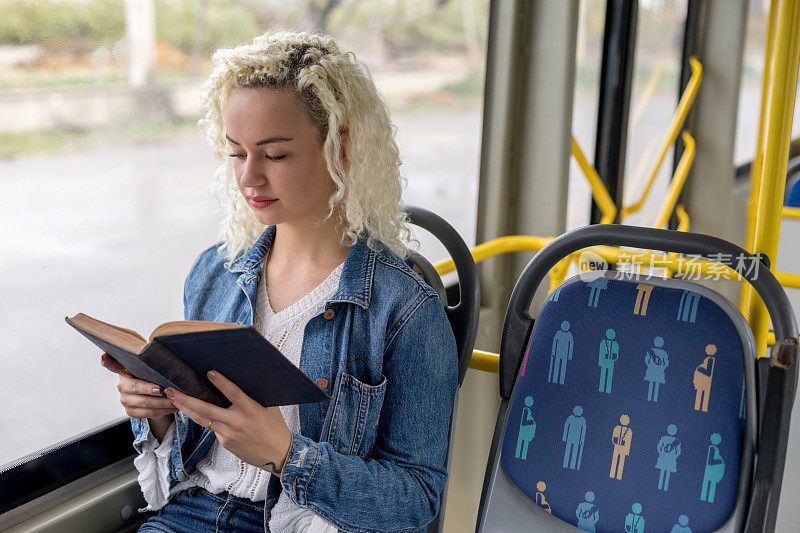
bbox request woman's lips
[248,196,277,208]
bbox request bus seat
[786,173,800,208]
[476,225,798,533]
[407,250,448,306]
[405,205,480,533]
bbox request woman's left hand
[164,371,292,475]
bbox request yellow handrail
[435,235,800,290]
[470,349,501,373]
[741,0,779,320]
[434,235,553,276]
[776,271,800,289]
[744,0,800,355]
[675,204,690,231]
[620,57,703,220]
[459,239,800,373]
[654,131,696,229]
[571,136,618,224]
[783,206,800,219]
[628,64,667,132]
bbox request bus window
[568,0,603,231]
[735,1,800,168]
[569,1,690,230]
[0,0,489,469]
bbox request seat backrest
[480,271,755,532]
[477,224,798,533]
[405,205,480,533]
[786,172,800,207]
[406,205,480,386]
[407,251,448,306]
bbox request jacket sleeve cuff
[131,417,152,454]
[279,432,320,506]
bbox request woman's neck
[269,214,349,270]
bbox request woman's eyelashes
[227,152,287,161]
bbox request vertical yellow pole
[746,0,800,356]
[741,0,778,320]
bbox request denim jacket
[130,226,458,533]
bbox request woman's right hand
[101,353,178,418]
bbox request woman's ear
[339,131,349,166]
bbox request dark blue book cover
[67,315,330,408]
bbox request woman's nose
[239,158,267,187]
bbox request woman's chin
[251,212,285,226]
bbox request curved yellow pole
[436,234,800,290]
[745,0,800,356]
[571,136,618,224]
[783,206,800,219]
[629,64,667,132]
[434,235,553,276]
[469,349,500,373]
[621,57,703,220]
[741,0,779,319]
[654,131,696,229]
[675,204,690,232]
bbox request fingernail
[165,388,175,399]
[152,387,163,396]
[208,371,217,379]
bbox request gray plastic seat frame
[406,205,480,533]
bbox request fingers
[207,371,252,407]
[100,353,134,377]
[119,390,177,418]
[165,387,229,429]
[120,392,176,410]
[125,406,178,419]
[116,375,169,397]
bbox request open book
[67,313,329,408]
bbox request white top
[134,257,343,532]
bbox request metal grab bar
[676,204,690,231]
[620,57,703,220]
[743,0,800,360]
[783,206,800,219]
[435,235,800,290]
[469,349,500,373]
[445,232,800,373]
[570,136,618,224]
[654,131,696,228]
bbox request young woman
[102,31,458,533]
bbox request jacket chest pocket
[326,372,388,457]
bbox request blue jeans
[138,487,265,532]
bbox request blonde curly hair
[200,31,411,261]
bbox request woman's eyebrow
[225,134,293,146]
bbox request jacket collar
[224,225,375,309]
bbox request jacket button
[315,378,328,389]
[323,308,335,320]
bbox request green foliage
[441,68,483,99]
[0,0,124,48]
[0,0,490,59]
[328,0,489,55]
[0,0,264,53]
[0,117,198,159]
[0,129,73,158]
[154,0,263,54]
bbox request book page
[149,320,248,342]
[66,313,148,353]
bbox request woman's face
[224,87,335,227]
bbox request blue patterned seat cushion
[500,272,750,533]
